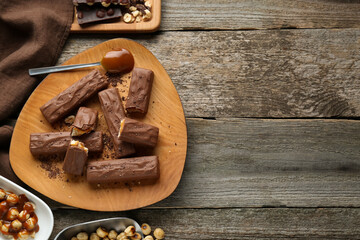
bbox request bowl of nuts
[54,217,143,240]
[0,175,54,240]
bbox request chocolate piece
[87,156,159,184]
[118,118,159,148]
[98,88,135,157]
[125,68,154,116]
[76,5,121,25]
[40,70,108,124]
[30,131,103,155]
[63,140,88,176]
[71,107,98,137]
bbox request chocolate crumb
[106,72,124,87]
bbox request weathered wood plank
[60,29,360,118]
[40,118,360,209]
[160,0,360,30]
[51,208,360,239]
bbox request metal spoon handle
[29,62,101,76]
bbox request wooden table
[45,1,360,239]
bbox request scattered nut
[123,13,134,23]
[132,10,140,17]
[141,223,151,235]
[96,227,109,238]
[77,232,89,240]
[64,115,75,124]
[108,229,118,239]
[136,16,141,22]
[143,9,152,21]
[101,0,111,7]
[129,6,137,11]
[124,226,136,237]
[144,236,154,240]
[144,1,151,9]
[90,232,100,240]
[153,228,165,239]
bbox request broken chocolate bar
[76,5,122,25]
[98,88,135,157]
[40,69,108,124]
[87,156,159,184]
[71,107,98,137]
[126,67,154,116]
[30,131,103,155]
[118,117,159,148]
[63,140,88,176]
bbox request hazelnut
[136,16,141,22]
[132,10,140,17]
[123,13,134,23]
[96,227,109,238]
[108,229,118,239]
[90,233,100,240]
[64,115,75,124]
[153,228,165,239]
[18,210,30,222]
[101,0,111,7]
[18,229,30,239]
[1,223,10,233]
[23,202,36,213]
[141,223,151,235]
[6,208,19,221]
[129,6,137,11]
[11,219,22,231]
[24,217,37,231]
[0,189,6,200]
[144,236,154,240]
[77,232,89,240]
[144,1,151,9]
[71,237,79,240]
[6,193,19,205]
[116,232,127,240]
[124,226,135,236]
[143,9,152,21]
[130,233,141,240]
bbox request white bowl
[0,175,54,240]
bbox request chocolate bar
[30,131,103,155]
[87,156,159,184]
[76,5,122,25]
[118,118,159,148]
[71,107,98,137]
[40,69,108,124]
[98,88,135,157]
[63,140,88,175]
[126,68,154,116]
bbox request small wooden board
[9,39,187,211]
[70,0,161,33]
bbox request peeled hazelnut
[101,0,111,7]
[108,229,118,239]
[90,233,100,240]
[153,228,165,239]
[24,217,37,231]
[129,6,137,11]
[144,1,151,9]
[96,227,109,238]
[135,16,141,22]
[130,233,141,240]
[143,9,152,21]
[123,13,134,23]
[0,189,6,200]
[71,237,79,240]
[6,193,19,205]
[103,237,110,240]
[141,223,151,235]
[6,208,19,221]
[77,232,89,240]
[144,236,154,240]
[124,226,135,237]
[1,223,10,233]
[116,232,127,240]
[132,10,140,17]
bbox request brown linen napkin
[0,0,74,183]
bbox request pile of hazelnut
[71,223,165,240]
[123,0,152,23]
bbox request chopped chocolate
[30,131,103,155]
[118,118,159,148]
[126,68,154,116]
[98,88,135,157]
[71,107,98,137]
[86,156,159,184]
[63,140,88,176]
[40,69,108,124]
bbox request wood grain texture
[10,39,187,211]
[60,29,360,118]
[160,0,360,30]
[152,118,360,208]
[51,208,360,239]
